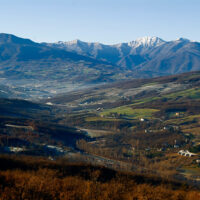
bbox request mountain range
[46,36,200,76]
[0,33,200,99]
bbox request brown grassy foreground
[0,155,199,200]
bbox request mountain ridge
[0,33,200,99]
[46,35,200,72]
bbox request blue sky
[0,0,199,44]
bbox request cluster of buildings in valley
[178,150,200,164]
[178,150,196,157]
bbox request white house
[196,159,200,164]
[46,102,53,106]
[140,118,148,122]
[8,147,24,152]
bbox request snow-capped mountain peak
[128,36,165,48]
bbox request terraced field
[101,107,159,119]
[47,71,200,183]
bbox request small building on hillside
[163,125,179,131]
[196,159,200,164]
[6,147,24,153]
[178,150,197,157]
[46,102,53,105]
[96,107,102,111]
[140,118,148,122]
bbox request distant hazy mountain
[46,36,165,68]
[138,38,200,75]
[0,33,125,99]
[47,36,200,76]
[0,33,200,99]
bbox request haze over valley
[0,1,200,199]
[1,33,200,99]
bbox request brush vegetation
[0,155,199,200]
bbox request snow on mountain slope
[45,36,165,65]
[45,36,200,73]
[128,36,165,48]
[0,33,200,99]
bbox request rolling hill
[0,71,200,185]
[46,71,200,183]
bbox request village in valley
[0,72,200,186]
